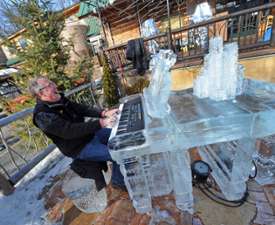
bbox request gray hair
[28,76,48,97]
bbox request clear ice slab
[62,170,107,213]
[109,37,275,214]
[199,138,256,200]
[193,36,244,101]
[111,79,275,160]
[109,77,275,214]
[143,49,177,119]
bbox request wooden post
[166,0,173,50]
[270,2,275,47]
[107,22,115,46]
[136,3,142,36]
[96,1,108,47]
[0,172,14,196]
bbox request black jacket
[126,38,148,75]
[33,94,103,158]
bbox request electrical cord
[204,183,247,203]
[197,182,249,207]
[249,160,257,179]
[193,177,250,208]
[191,160,258,208]
[199,186,245,207]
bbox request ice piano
[108,50,275,214]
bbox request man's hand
[99,116,117,128]
[102,108,120,118]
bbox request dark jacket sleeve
[35,112,102,139]
[67,100,103,118]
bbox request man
[29,76,124,189]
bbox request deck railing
[0,83,96,185]
[104,3,275,70]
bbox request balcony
[104,3,275,71]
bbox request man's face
[36,78,60,102]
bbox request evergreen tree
[102,55,119,107]
[2,0,72,91]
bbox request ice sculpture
[192,2,212,23]
[190,2,213,49]
[113,50,194,215]
[141,18,159,54]
[143,49,177,118]
[144,49,193,213]
[149,207,176,225]
[109,41,275,217]
[254,153,275,185]
[109,76,275,215]
[253,135,275,185]
[193,36,244,101]
[62,170,107,213]
[199,139,256,200]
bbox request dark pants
[77,128,124,187]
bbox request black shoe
[111,183,128,192]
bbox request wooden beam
[102,0,186,28]
[139,0,166,16]
[95,3,108,46]
[166,0,173,49]
[140,2,168,21]
[107,22,115,45]
[101,1,133,19]
[111,23,139,35]
[112,5,133,17]
[111,0,131,8]
[109,13,137,27]
[109,5,187,32]
[270,0,275,47]
[135,0,157,14]
[118,0,139,16]
[136,2,142,35]
[103,6,139,22]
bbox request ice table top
[110,79,275,159]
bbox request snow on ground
[0,148,72,225]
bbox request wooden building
[78,0,275,89]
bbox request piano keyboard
[108,95,146,150]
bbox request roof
[86,17,101,36]
[6,57,21,66]
[77,0,114,18]
[97,0,186,33]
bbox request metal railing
[0,83,95,184]
[104,32,167,71]
[104,3,275,69]
[172,3,275,60]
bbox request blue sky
[0,0,80,36]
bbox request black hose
[197,183,248,208]
[203,183,248,203]
[249,160,257,179]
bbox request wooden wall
[170,55,275,91]
[106,26,140,46]
[106,14,190,46]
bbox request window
[227,9,271,40]
[18,39,28,49]
[0,79,21,98]
[8,45,17,54]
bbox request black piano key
[112,96,145,150]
